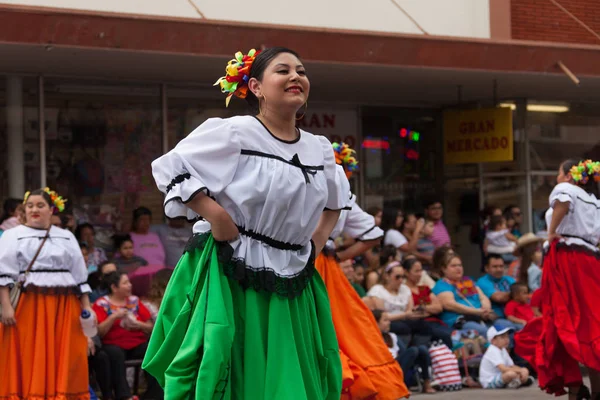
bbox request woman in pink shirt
[129,207,166,266]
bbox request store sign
[443,107,513,164]
[297,110,358,148]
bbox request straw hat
[513,233,544,256]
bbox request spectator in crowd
[367,206,383,227]
[93,271,163,400]
[152,218,191,268]
[129,207,166,267]
[424,197,451,248]
[365,245,398,291]
[504,205,523,238]
[79,241,91,271]
[384,211,424,259]
[340,258,366,297]
[416,219,436,269]
[90,261,118,303]
[76,223,108,274]
[373,309,436,394]
[112,233,149,272]
[353,259,367,292]
[399,213,427,260]
[430,244,454,281]
[479,327,531,389]
[367,262,432,346]
[51,214,63,228]
[476,254,521,331]
[484,216,518,263]
[0,198,23,237]
[514,233,544,292]
[403,258,453,349]
[474,206,503,272]
[433,253,495,337]
[142,268,173,322]
[504,283,536,328]
[381,208,408,252]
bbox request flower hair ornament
[332,142,359,179]
[569,160,600,185]
[23,187,67,213]
[214,49,261,107]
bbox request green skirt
[142,233,342,400]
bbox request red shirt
[504,300,535,323]
[93,295,151,350]
[412,286,432,306]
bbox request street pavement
[410,378,590,399]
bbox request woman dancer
[0,188,92,400]
[143,47,349,399]
[515,159,600,400]
[315,143,409,400]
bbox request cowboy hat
[513,232,544,256]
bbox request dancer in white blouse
[0,188,92,400]
[143,47,350,400]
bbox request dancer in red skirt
[515,159,600,400]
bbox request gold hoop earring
[258,96,267,117]
[296,101,308,121]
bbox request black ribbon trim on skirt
[184,232,315,299]
[553,241,600,260]
[22,285,82,295]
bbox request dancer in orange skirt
[316,143,409,400]
[515,160,600,400]
[0,188,91,400]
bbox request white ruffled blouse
[0,225,91,293]
[545,182,600,252]
[151,116,351,296]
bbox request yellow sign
[443,107,513,164]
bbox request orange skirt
[0,291,90,400]
[316,254,410,400]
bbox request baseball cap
[487,326,514,342]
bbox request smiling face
[249,52,310,114]
[24,195,53,229]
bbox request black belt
[236,225,304,251]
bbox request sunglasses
[394,274,405,280]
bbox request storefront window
[43,79,162,243]
[361,107,440,212]
[528,103,600,232]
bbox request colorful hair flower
[332,142,359,179]
[23,187,67,213]
[570,160,600,186]
[214,49,261,107]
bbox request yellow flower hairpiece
[214,49,261,107]
[23,187,67,212]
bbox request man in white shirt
[479,327,532,389]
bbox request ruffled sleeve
[343,198,384,241]
[549,182,576,213]
[318,135,351,211]
[0,228,19,287]
[151,118,241,221]
[64,229,91,294]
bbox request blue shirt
[432,278,482,327]
[476,274,515,318]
